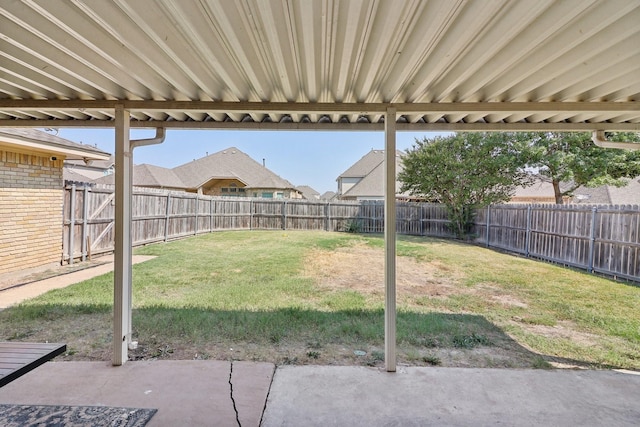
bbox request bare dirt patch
[303,243,463,300]
[519,321,600,347]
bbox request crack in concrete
[229,361,241,426]
[258,365,277,426]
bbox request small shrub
[364,350,385,366]
[282,356,298,365]
[423,354,441,365]
[342,220,362,233]
[307,340,322,349]
[452,333,492,349]
[531,356,552,369]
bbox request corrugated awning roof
[0,0,638,131]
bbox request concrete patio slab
[0,360,275,426]
[262,365,640,427]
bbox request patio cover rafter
[1,101,637,132]
[0,100,637,115]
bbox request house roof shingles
[512,175,640,205]
[573,178,640,205]
[320,191,336,200]
[338,150,387,179]
[0,128,110,160]
[297,185,320,200]
[95,147,297,192]
[172,147,295,190]
[341,154,405,198]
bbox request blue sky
[56,128,451,194]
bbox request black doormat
[0,404,157,427]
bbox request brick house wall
[0,150,64,275]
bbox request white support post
[113,105,132,366]
[384,107,397,372]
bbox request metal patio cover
[1,0,639,130]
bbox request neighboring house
[510,175,640,205]
[510,177,563,204]
[95,147,302,199]
[0,128,109,275]
[320,191,336,201]
[100,163,186,192]
[336,149,405,201]
[571,177,640,205]
[64,154,114,183]
[297,185,320,200]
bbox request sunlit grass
[1,230,638,369]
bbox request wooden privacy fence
[474,204,640,282]
[63,184,454,261]
[62,184,639,282]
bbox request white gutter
[592,130,640,150]
[131,127,166,149]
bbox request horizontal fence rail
[63,184,639,283]
[473,204,640,283]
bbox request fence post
[194,195,199,236]
[210,198,213,233]
[525,205,532,257]
[325,202,330,231]
[282,200,287,230]
[250,200,253,230]
[164,193,171,242]
[587,206,598,273]
[81,185,89,262]
[485,206,491,248]
[68,184,76,265]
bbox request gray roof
[63,168,94,183]
[320,191,336,200]
[342,154,404,198]
[573,177,640,205]
[95,147,296,191]
[512,175,640,205]
[511,177,557,200]
[0,128,110,160]
[297,185,320,200]
[338,150,388,179]
[133,164,185,188]
[95,164,189,189]
[173,147,295,190]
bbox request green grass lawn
[1,230,638,369]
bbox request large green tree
[521,132,640,204]
[399,132,531,238]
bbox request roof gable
[342,153,404,198]
[338,150,385,179]
[338,149,405,180]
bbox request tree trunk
[552,180,564,204]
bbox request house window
[275,192,284,199]
[262,192,273,198]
